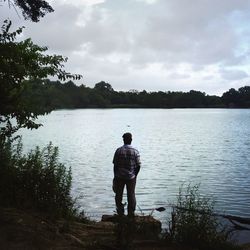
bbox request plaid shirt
[113,144,141,180]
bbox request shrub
[0,139,76,218]
[168,184,242,250]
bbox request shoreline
[1,207,249,250]
[53,106,250,110]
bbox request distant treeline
[22,79,250,110]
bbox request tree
[221,88,239,107]
[94,81,114,92]
[0,20,82,141]
[238,86,250,107]
[4,0,54,22]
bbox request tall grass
[0,139,77,218]
[168,184,242,250]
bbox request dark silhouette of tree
[238,86,250,107]
[94,81,114,92]
[0,0,84,141]
[4,0,54,22]
[221,88,240,108]
[222,86,250,108]
[17,78,250,110]
[0,20,82,140]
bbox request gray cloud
[24,3,85,52]
[168,73,190,80]
[219,68,248,80]
[131,0,249,66]
[1,0,250,95]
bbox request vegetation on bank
[20,79,250,109]
[167,184,242,250]
[0,139,80,219]
[109,184,245,249]
[0,17,83,220]
[0,1,81,219]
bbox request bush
[168,184,242,250]
[0,139,76,218]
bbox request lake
[19,109,250,232]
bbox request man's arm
[135,150,141,176]
[113,149,118,176]
[113,164,118,176]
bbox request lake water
[19,109,250,239]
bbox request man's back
[113,144,140,180]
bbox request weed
[168,184,242,250]
[0,138,78,218]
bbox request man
[113,132,141,216]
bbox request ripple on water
[19,109,250,223]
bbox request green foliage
[0,139,77,218]
[8,76,250,113]
[4,0,54,22]
[17,78,228,111]
[222,86,250,108]
[0,20,82,141]
[94,81,114,92]
[169,184,241,250]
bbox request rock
[101,214,162,239]
[101,214,120,223]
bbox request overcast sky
[1,0,250,95]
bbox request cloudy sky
[1,0,250,95]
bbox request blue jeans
[114,177,136,216]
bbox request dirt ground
[0,207,249,250]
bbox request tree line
[21,79,250,109]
